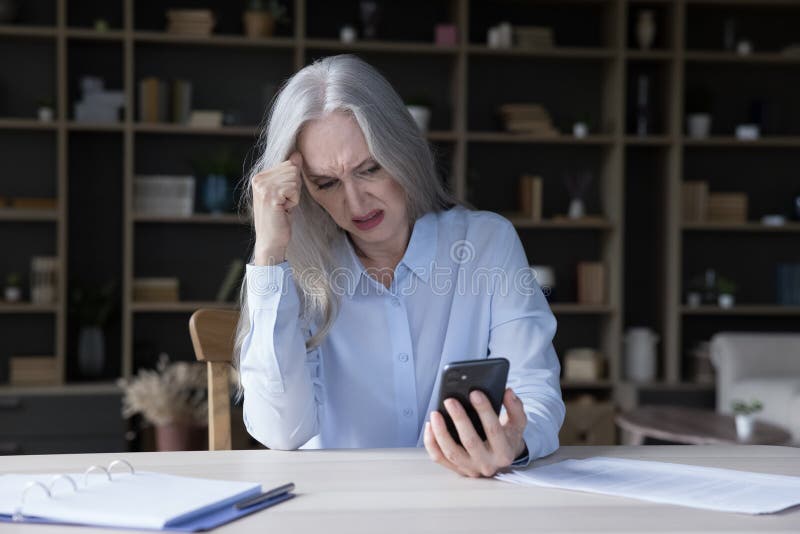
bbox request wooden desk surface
[3,445,799,533]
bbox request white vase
[568,198,585,219]
[406,105,431,133]
[636,10,656,50]
[735,414,755,441]
[3,286,21,302]
[78,326,105,377]
[38,106,54,122]
[718,293,735,308]
[687,113,712,138]
[624,327,659,382]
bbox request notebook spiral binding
[12,459,136,522]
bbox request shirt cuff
[246,262,294,310]
[510,423,540,468]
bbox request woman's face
[297,111,408,251]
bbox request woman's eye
[317,180,338,190]
[364,164,381,175]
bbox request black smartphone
[436,358,509,446]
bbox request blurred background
[1,0,799,454]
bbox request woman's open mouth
[352,210,384,231]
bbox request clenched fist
[250,152,304,265]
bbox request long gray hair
[234,54,454,377]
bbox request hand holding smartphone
[435,358,509,445]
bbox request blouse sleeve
[488,223,565,465]
[239,262,323,450]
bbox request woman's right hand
[251,152,304,265]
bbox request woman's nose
[343,180,368,214]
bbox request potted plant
[242,0,287,39]
[716,276,737,308]
[192,147,241,214]
[118,353,209,451]
[731,399,763,441]
[405,96,432,133]
[685,86,712,138]
[4,272,22,302]
[70,280,117,378]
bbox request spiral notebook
[0,459,294,531]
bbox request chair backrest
[189,308,240,451]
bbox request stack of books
[514,26,554,49]
[133,278,180,302]
[681,181,709,222]
[134,176,195,216]
[499,104,559,136]
[138,77,193,124]
[707,192,748,223]
[166,9,215,37]
[9,356,58,386]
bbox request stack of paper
[497,456,800,514]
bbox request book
[171,80,193,124]
[138,77,161,123]
[518,175,543,221]
[577,262,606,305]
[681,181,708,222]
[0,459,293,530]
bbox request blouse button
[398,353,409,363]
[402,408,413,417]
[391,297,401,307]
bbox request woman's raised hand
[251,152,304,265]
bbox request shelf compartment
[133,214,247,225]
[508,217,614,230]
[0,25,56,39]
[306,39,457,55]
[681,305,800,316]
[683,136,800,148]
[467,45,614,59]
[130,301,237,313]
[0,209,58,221]
[468,132,614,145]
[550,303,615,314]
[683,222,800,233]
[0,303,59,314]
[133,31,295,49]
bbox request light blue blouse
[240,207,565,465]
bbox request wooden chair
[189,308,240,451]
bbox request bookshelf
[1,0,798,449]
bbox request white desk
[3,445,799,533]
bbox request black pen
[235,482,295,510]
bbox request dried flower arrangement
[118,353,208,427]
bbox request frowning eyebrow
[306,157,376,181]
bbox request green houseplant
[716,276,737,309]
[731,399,763,441]
[70,280,117,378]
[243,0,288,38]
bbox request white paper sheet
[496,456,800,514]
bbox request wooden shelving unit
[1,0,797,423]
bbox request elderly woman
[237,54,564,477]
